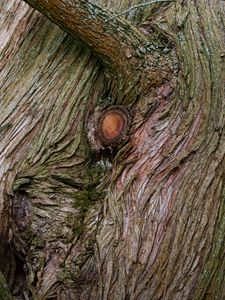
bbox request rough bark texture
[0,0,224,299]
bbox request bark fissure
[22,0,177,103]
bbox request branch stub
[97,107,129,145]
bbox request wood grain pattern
[0,0,224,299]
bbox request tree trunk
[0,0,224,299]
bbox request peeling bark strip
[22,0,176,102]
[0,0,225,299]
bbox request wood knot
[13,191,33,231]
[87,106,130,150]
[98,107,129,144]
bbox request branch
[23,0,150,102]
[22,0,176,103]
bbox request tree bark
[0,0,224,299]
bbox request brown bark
[0,0,224,299]
[23,0,177,103]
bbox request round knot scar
[101,113,125,140]
[97,107,129,145]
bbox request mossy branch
[22,0,151,102]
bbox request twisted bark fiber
[0,0,224,299]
